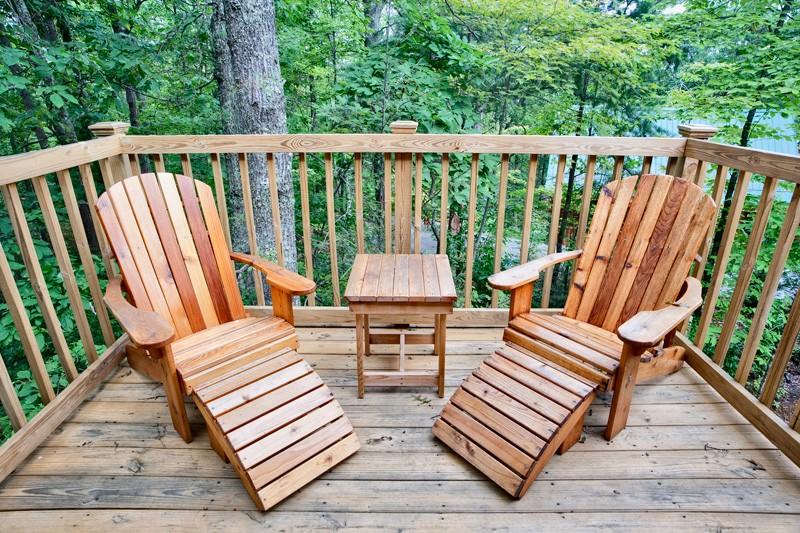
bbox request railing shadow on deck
[0,119,798,480]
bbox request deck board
[1,326,799,531]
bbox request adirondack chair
[95,172,360,511]
[433,174,716,498]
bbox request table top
[344,254,457,303]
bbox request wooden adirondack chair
[433,174,716,498]
[95,172,360,511]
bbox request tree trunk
[216,0,297,286]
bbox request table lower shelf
[363,370,439,387]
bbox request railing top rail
[0,135,122,186]
[685,138,800,183]
[120,133,687,156]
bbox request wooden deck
[1,326,799,531]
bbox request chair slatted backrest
[96,172,246,338]
[564,174,716,332]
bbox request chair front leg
[157,344,193,443]
[605,342,647,441]
[508,282,534,321]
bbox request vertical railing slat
[735,183,800,384]
[78,164,115,276]
[128,154,141,175]
[383,153,392,254]
[641,156,652,175]
[0,242,55,402]
[2,184,78,378]
[712,176,778,365]
[209,153,232,248]
[414,153,423,253]
[238,153,265,305]
[760,288,800,405]
[180,154,193,176]
[464,153,479,307]
[354,153,365,254]
[693,165,729,281]
[266,153,284,267]
[491,154,509,308]
[324,153,341,306]
[694,170,752,347]
[439,154,449,255]
[575,155,596,249]
[520,154,538,263]
[32,175,98,362]
[153,153,167,173]
[612,155,624,181]
[541,154,567,307]
[298,153,315,305]
[0,350,26,430]
[56,169,116,348]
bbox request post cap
[390,120,419,134]
[89,121,131,137]
[677,123,718,139]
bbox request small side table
[344,254,456,398]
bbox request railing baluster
[32,175,98,362]
[121,153,133,177]
[383,153,392,253]
[56,169,116,347]
[735,183,800,384]
[575,155,596,248]
[414,153,423,253]
[153,153,166,173]
[519,154,538,263]
[298,153,315,305]
[180,154,193,177]
[464,153,479,307]
[128,154,141,175]
[491,154,509,308]
[694,170,752,347]
[2,184,78,378]
[439,154,449,254]
[712,176,778,365]
[324,153,341,306]
[612,155,624,181]
[0,242,55,402]
[641,156,652,175]
[760,289,800,405]
[238,153,265,305]
[354,153,365,254]
[541,154,567,307]
[266,153,284,267]
[0,349,26,430]
[693,165,729,281]
[209,153,231,248]
[98,157,117,189]
[78,164,115,276]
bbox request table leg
[356,314,365,398]
[436,314,447,398]
[364,314,370,356]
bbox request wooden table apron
[344,254,457,398]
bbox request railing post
[390,120,418,254]
[89,121,131,185]
[676,123,718,183]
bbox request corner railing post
[89,121,131,185]
[676,123,718,183]
[390,120,418,254]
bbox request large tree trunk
[215,0,298,289]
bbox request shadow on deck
[1,326,799,531]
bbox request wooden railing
[0,120,798,477]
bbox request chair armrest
[104,277,175,350]
[488,250,583,291]
[617,277,703,348]
[230,252,316,296]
